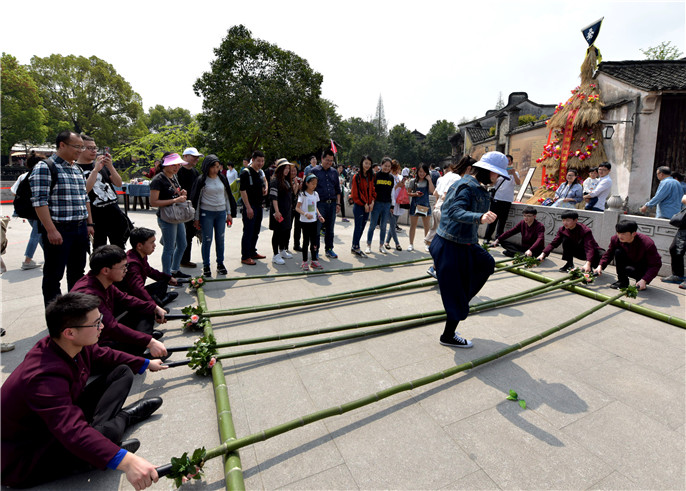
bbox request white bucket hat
[473,151,510,180]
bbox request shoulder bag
[159,174,195,224]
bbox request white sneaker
[21,260,40,270]
[424,244,431,252]
[364,246,372,254]
[272,254,285,265]
[408,244,414,251]
[280,249,293,259]
[379,246,387,254]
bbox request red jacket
[599,233,662,283]
[350,173,375,206]
[119,249,171,304]
[1,337,145,487]
[72,272,156,348]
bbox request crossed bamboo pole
[160,288,629,480]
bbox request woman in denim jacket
[429,152,510,348]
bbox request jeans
[317,201,337,251]
[367,201,390,245]
[352,203,369,249]
[24,219,43,259]
[199,209,226,266]
[241,206,263,260]
[40,220,89,306]
[157,216,186,274]
[386,212,401,246]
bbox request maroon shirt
[119,249,171,304]
[600,233,663,283]
[1,337,145,487]
[543,222,599,261]
[496,219,546,255]
[72,272,156,348]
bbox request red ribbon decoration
[559,108,579,179]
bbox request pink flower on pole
[198,278,204,285]
[191,314,200,323]
[208,357,216,368]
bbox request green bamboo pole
[204,280,438,318]
[178,290,628,466]
[508,268,686,329]
[201,257,434,283]
[197,288,245,491]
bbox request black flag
[581,18,603,46]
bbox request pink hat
[162,153,185,166]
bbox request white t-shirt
[10,172,28,194]
[226,168,238,185]
[493,171,520,202]
[435,172,461,208]
[297,190,319,223]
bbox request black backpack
[13,157,58,220]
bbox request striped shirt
[29,156,89,222]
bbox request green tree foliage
[332,117,388,164]
[423,119,456,163]
[640,41,683,60]
[1,53,49,155]
[29,54,144,147]
[193,25,329,162]
[518,113,548,126]
[143,105,193,132]
[388,123,420,166]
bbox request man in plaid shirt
[30,131,94,305]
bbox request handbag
[397,186,410,209]
[670,207,686,228]
[415,204,430,216]
[159,174,195,224]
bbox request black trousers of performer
[669,228,686,277]
[613,247,647,284]
[91,204,129,250]
[561,238,602,269]
[113,309,155,356]
[181,219,196,264]
[25,365,133,487]
[484,200,512,241]
[145,280,169,305]
[500,240,543,258]
[291,212,302,248]
[40,220,89,306]
[301,221,319,262]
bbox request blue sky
[4,0,684,133]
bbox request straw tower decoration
[527,45,608,205]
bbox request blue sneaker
[427,266,437,279]
[325,249,338,259]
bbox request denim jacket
[437,175,490,244]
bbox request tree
[193,25,329,163]
[1,53,49,155]
[388,124,420,166]
[495,91,505,110]
[332,116,388,164]
[424,119,457,163]
[640,41,683,60]
[143,105,193,132]
[372,95,387,136]
[29,54,143,147]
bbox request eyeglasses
[71,314,104,329]
[66,144,86,151]
[84,146,98,151]
[112,264,129,271]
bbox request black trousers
[301,221,319,262]
[40,220,89,306]
[614,247,647,283]
[92,204,129,250]
[145,280,168,303]
[271,227,291,254]
[291,212,302,247]
[500,239,544,257]
[669,229,686,276]
[484,200,512,241]
[561,238,602,268]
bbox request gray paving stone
[275,463,357,490]
[441,469,500,490]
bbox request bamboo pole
[508,268,686,329]
[169,290,627,468]
[196,288,244,491]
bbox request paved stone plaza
[1,207,684,490]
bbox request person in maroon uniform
[119,227,179,307]
[72,245,168,358]
[537,211,602,273]
[1,292,166,489]
[492,206,546,257]
[595,220,662,290]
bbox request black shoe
[202,265,212,278]
[172,271,191,279]
[502,250,516,258]
[152,330,164,340]
[159,291,178,306]
[293,245,302,252]
[121,397,163,426]
[610,280,629,289]
[180,261,197,268]
[216,263,228,275]
[120,438,141,454]
[558,262,574,273]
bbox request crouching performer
[1,292,167,489]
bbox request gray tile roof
[465,126,492,143]
[597,59,686,91]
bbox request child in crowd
[295,174,325,271]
